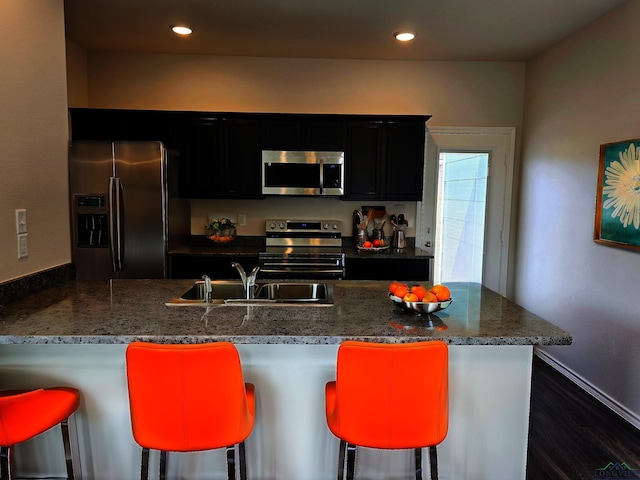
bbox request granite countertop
[168,236,434,260]
[0,280,571,346]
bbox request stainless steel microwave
[261,150,345,196]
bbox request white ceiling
[64,0,627,61]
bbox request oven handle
[260,262,342,267]
[259,268,345,274]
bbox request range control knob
[323,223,329,230]
[268,222,276,230]
[278,222,286,230]
[332,223,340,230]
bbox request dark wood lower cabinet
[344,257,430,281]
[171,254,429,281]
[169,256,259,279]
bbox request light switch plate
[238,214,247,226]
[18,233,28,258]
[16,209,27,234]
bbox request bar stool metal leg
[414,447,423,480]
[60,418,75,480]
[429,446,439,480]
[345,443,357,480]
[140,448,150,480]
[159,451,167,480]
[337,439,347,480]
[0,447,10,480]
[226,445,236,480]
[238,441,248,480]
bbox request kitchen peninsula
[0,280,570,479]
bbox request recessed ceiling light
[171,25,193,36]
[394,32,416,42]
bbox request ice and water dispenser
[74,195,108,248]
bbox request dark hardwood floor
[527,354,640,479]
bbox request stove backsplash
[190,198,418,239]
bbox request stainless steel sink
[165,280,245,306]
[255,282,331,302]
[165,281,333,307]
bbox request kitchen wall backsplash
[190,198,417,238]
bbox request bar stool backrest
[330,340,448,449]
[126,342,255,452]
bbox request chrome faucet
[231,262,260,299]
[202,274,212,303]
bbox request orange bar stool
[0,387,80,480]
[126,342,256,480]
[325,341,448,480]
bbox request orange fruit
[394,285,409,299]
[410,285,427,301]
[389,281,406,294]
[403,292,419,303]
[422,291,438,303]
[430,284,451,301]
[373,239,381,247]
[363,241,373,248]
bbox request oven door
[259,251,345,280]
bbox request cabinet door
[69,108,127,141]
[121,110,182,148]
[344,121,385,200]
[345,257,430,281]
[222,118,262,198]
[169,255,259,279]
[262,115,346,151]
[179,116,222,198]
[262,116,301,150]
[303,118,346,151]
[384,120,426,201]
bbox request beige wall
[69,51,525,236]
[0,0,70,283]
[84,52,525,124]
[517,0,640,424]
[66,40,89,108]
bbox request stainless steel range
[259,219,345,279]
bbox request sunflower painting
[594,139,640,250]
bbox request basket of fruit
[388,282,452,314]
[206,218,236,244]
[357,238,389,252]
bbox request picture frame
[594,138,640,251]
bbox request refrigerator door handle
[116,178,124,271]
[109,177,124,272]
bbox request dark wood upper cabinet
[69,108,127,141]
[261,115,346,151]
[179,115,222,198]
[303,117,346,151]
[384,119,426,201]
[261,116,301,150]
[344,117,427,201]
[345,120,385,200]
[221,117,262,198]
[69,109,428,201]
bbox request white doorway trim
[417,126,516,297]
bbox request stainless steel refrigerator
[69,141,189,280]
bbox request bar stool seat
[0,387,80,480]
[325,341,448,480]
[126,342,255,480]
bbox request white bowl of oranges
[388,282,452,314]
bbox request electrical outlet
[16,209,27,234]
[18,233,28,258]
[238,214,247,226]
